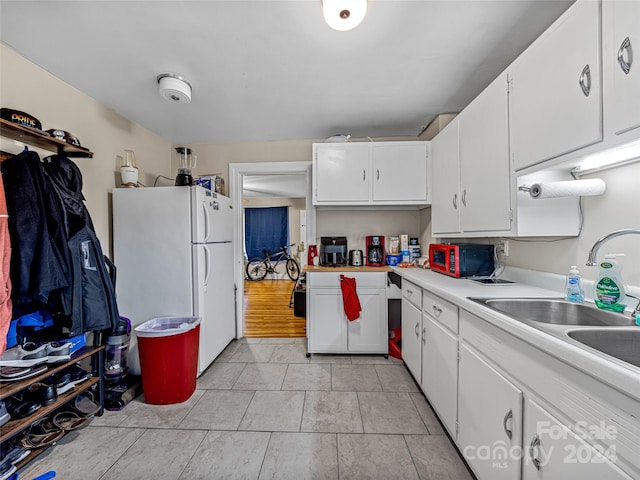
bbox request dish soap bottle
[564,266,584,303]
[593,254,626,312]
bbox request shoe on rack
[27,382,58,406]
[45,341,72,363]
[20,416,65,450]
[0,459,16,480]
[0,343,48,367]
[0,364,48,383]
[0,400,9,426]
[0,438,30,467]
[72,391,100,417]
[5,393,41,420]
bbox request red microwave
[428,243,495,278]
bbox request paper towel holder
[157,73,192,104]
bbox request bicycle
[245,244,300,281]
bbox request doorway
[229,161,315,339]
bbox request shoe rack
[0,343,105,470]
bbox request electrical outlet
[497,240,509,256]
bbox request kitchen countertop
[303,265,392,273]
[390,266,640,401]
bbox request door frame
[229,161,315,339]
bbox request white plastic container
[564,266,584,303]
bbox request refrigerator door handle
[202,202,211,242]
[203,244,211,287]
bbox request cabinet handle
[421,327,426,344]
[461,189,467,207]
[363,170,366,181]
[618,36,633,75]
[502,409,513,439]
[407,289,413,297]
[579,64,591,97]
[452,193,458,210]
[415,322,420,337]
[377,169,380,181]
[528,434,542,471]
[432,305,443,317]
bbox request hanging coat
[0,175,12,354]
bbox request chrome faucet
[586,228,640,266]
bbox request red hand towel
[340,275,361,321]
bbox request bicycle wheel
[285,258,300,281]
[246,258,268,280]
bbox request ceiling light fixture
[157,73,192,104]
[322,0,367,31]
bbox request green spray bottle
[593,254,626,312]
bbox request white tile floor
[19,338,474,480]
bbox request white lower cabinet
[306,272,388,355]
[421,312,458,437]
[401,279,422,381]
[459,310,637,480]
[458,343,523,480]
[523,399,632,480]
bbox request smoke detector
[157,73,192,104]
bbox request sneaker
[0,438,29,466]
[0,343,48,367]
[0,364,48,383]
[0,400,9,426]
[51,364,91,394]
[45,342,72,363]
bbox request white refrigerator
[112,186,235,377]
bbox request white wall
[0,44,172,256]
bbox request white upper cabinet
[313,143,370,203]
[459,75,512,233]
[371,143,428,203]
[603,0,640,137]
[432,75,512,236]
[313,141,429,206]
[431,119,461,235]
[509,0,602,171]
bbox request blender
[175,147,197,186]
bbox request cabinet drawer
[402,279,422,308]
[307,271,386,288]
[423,290,458,334]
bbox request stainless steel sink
[471,298,634,327]
[567,328,640,368]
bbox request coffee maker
[366,235,385,266]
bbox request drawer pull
[618,36,632,75]
[414,322,420,336]
[529,434,542,470]
[503,409,513,439]
[432,305,443,317]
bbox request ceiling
[0,1,573,145]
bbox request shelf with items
[0,344,104,457]
[0,118,93,159]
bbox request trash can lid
[134,316,200,338]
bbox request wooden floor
[243,279,306,338]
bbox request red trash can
[134,316,200,405]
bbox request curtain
[244,206,289,260]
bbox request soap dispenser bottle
[564,266,584,303]
[594,254,626,312]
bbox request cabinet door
[401,298,422,382]
[510,0,602,170]
[313,144,370,203]
[523,399,632,480]
[307,289,348,353]
[458,344,523,480]
[347,288,387,353]
[459,75,512,233]
[372,143,428,203]
[431,119,461,235]
[604,0,640,135]
[421,314,458,437]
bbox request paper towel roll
[529,179,606,199]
